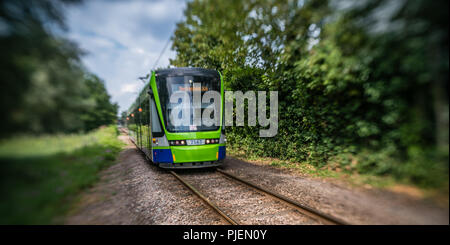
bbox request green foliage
[171,0,448,188]
[0,0,117,137]
[0,125,124,224]
[80,74,119,131]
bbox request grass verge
[0,125,124,224]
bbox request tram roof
[155,67,219,77]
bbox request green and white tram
[126,68,226,168]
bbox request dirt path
[65,135,449,225]
[65,135,227,225]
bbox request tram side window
[151,98,162,135]
[142,98,150,125]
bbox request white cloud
[120,82,140,94]
[64,0,186,114]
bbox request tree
[171,0,448,186]
[1,0,118,136]
[80,73,118,131]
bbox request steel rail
[216,168,349,225]
[130,134,347,225]
[169,171,239,225]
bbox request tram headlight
[169,140,186,146]
[168,139,218,145]
[205,138,219,144]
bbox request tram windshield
[156,74,221,133]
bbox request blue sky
[64,0,186,114]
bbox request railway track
[130,135,347,225]
[169,169,349,225]
[170,171,239,225]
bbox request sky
[64,0,186,114]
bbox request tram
[126,68,226,168]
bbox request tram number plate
[186,139,205,145]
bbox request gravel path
[66,135,227,225]
[65,135,448,225]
